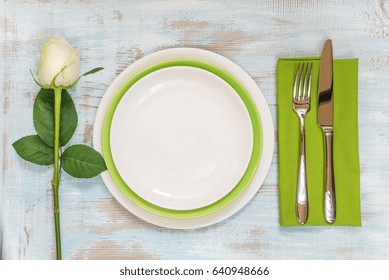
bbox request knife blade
[318,39,336,224]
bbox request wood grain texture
[1,0,389,259]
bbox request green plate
[102,59,262,219]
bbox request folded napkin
[277,57,361,226]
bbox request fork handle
[322,127,336,224]
[296,117,308,224]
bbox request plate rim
[102,59,263,218]
[93,47,274,229]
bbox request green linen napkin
[277,57,361,226]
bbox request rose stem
[52,87,62,260]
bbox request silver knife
[318,39,336,224]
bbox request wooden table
[1,0,388,259]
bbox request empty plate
[102,59,262,219]
[94,48,274,228]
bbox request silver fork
[292,62,313,225]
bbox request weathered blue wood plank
[1,0,389,259]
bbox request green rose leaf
[82,67,104,76]
[12,135,54,165]
[61,145,106,178]
[33,88,78,147]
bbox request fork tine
[307,63,313,99]
[302,62,309,98]
[298,62,307,99]
[293,63,301,99]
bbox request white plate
[110,66,253,210]
[94,48,274,229]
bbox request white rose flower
[37,36,81,88]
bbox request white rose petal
[37,36,81,88]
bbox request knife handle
[323,127,336,224]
